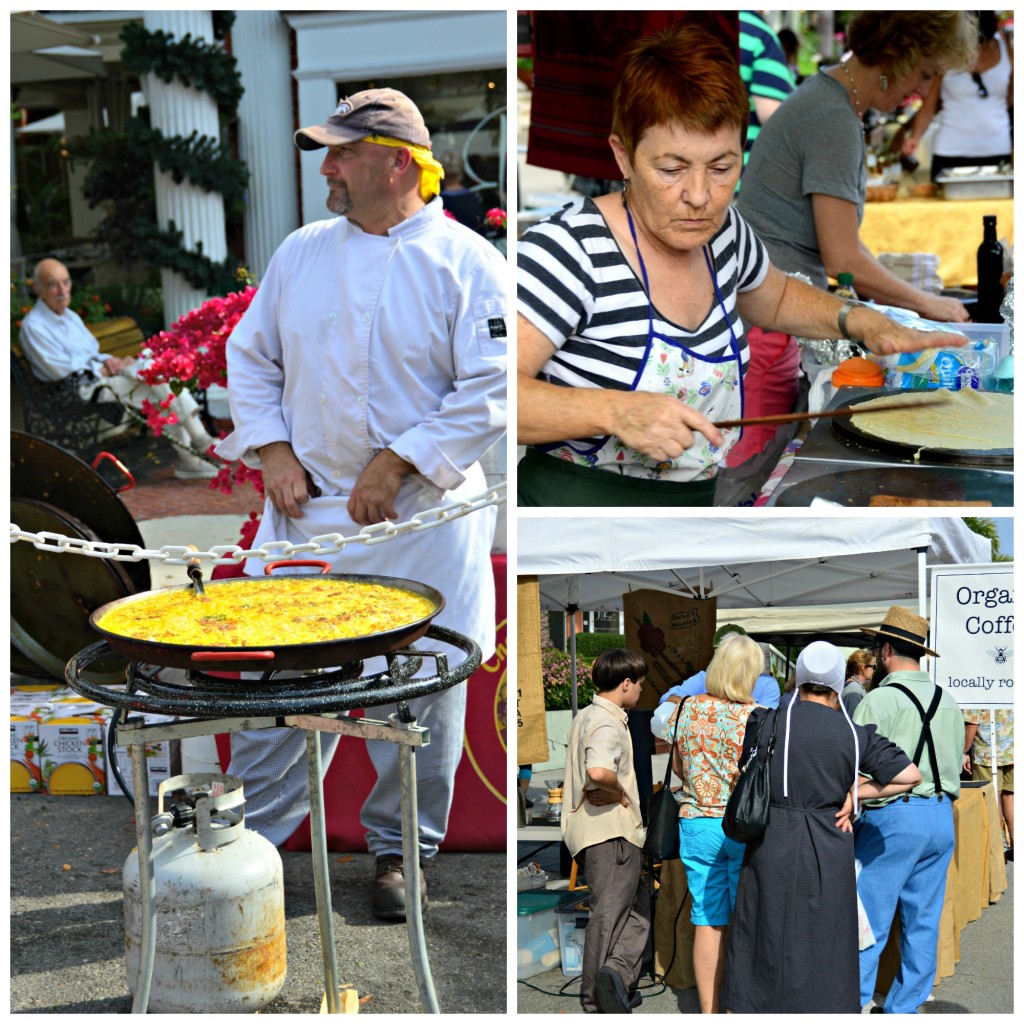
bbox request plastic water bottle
[835,273,859,300]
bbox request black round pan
[11,497,135,680]
[831,390,1013,467]
[776,466,1013,508]
[11,431,151,592]
[89,573,446,670]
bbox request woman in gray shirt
[737,11,976,321]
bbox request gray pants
[577,838,650,1013]
[227,682,467,859]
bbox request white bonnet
[795,641,845,693]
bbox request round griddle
[831,390,1013,467]
[776,466,1013,508]
[11,431,151,592]
[11,644,50,679]
[11,498,135,680]
[89,573,445,671]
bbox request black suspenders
[887,683,954,801]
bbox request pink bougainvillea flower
[484,208,507,230]
[136,285,263,512]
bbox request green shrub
[575,632,626,658]
[542,646,595,711]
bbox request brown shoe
[372,856,428,920]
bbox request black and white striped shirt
[517,197,769,396]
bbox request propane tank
[123,773,287,1013]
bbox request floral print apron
[540,204,744,481]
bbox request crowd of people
[562,607,1013,1014]
[517,11,996,506]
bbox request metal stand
[119,711,434,1015]
[65,627,481,1014]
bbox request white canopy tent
[520,518,990,707]
[520,517,989,617]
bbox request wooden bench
[88,316,147,359]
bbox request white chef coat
[18,301,108,382]
[216,199,508,660]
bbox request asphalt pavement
[11,794,506,1014]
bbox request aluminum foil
[796,335,864,365]
[784,272,863,365]
[1000,277,1014,353]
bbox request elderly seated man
[18,258,217,478]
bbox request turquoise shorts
[678,816,745,926]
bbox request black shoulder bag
[723,707,779,843]
[643,699,687,861]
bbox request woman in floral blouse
[653,632,763,1012]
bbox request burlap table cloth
[652,858,699,990]
[860,196,1013,288]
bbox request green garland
[70,18,248,297]
[121,22,243,115]
[129,218,241,296]
[134,120,247,209]
[74,118,247,211]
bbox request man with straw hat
[216,87,507,919]
[852,606,965,1014]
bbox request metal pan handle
[191,650,276,662]
[91,451,136,492]
[264,559,332,575]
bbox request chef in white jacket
[215,88,507,920]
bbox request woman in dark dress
[720,641,921,1014]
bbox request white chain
[10,484,505,567]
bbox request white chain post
[9,485,506,568]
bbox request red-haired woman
[517,23,964,508]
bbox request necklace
[838,60,863,119]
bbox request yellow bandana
[365,134,445,201]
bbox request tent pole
[916,546,928,617]
[916,545,929,671]
[568,577,581,717]
[569,605,579,717]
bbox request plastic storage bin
[517,891,564,980]
[556,894,591,977]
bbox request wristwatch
[837,300,863,342]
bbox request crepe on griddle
[849,389,1013,451]
[868,496,992,507]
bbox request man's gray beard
[326,184,351,216]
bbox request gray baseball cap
[294,88,431,151]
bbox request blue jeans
[854,797,955,1013]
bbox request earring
[622,177,630,193]
[879,73,889,91]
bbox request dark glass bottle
[976,215,1004,323]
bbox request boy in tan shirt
[563,649,650,1013]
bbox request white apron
[245,462,497,663]
[540,203,744,481]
